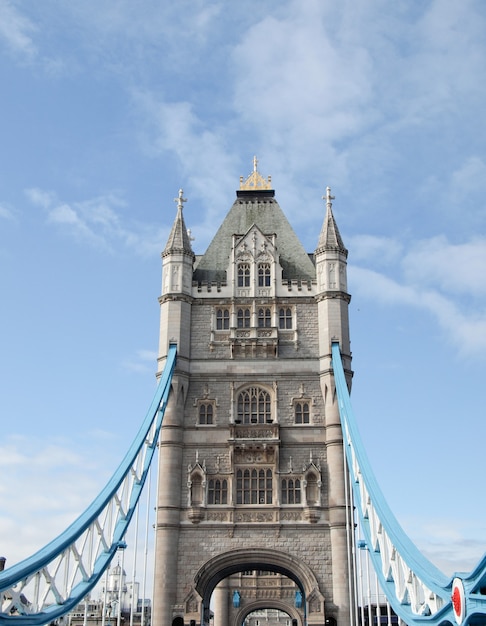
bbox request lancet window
[294,401,310,424]
[237,307,251,328]
[208,478,228,504]
[237,263,250,287]
[216,308,230,330]
[281,478,302,504]
[199,402,214,425]
[258,263,271,287]
[279,307,293,329]
[257,307,271,328]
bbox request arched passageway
[195,548,324,625]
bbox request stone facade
[153,169,353,626]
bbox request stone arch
[235,598,300,626]
[194,548,322,621]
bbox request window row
[198,396,311,425]
[215,307,293,330]
[237,263,271,287]
[204,472,317,506]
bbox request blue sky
[1,0,485,582]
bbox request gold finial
[323,186,335,210]
[174,188,187,211]
[240,156,272,190]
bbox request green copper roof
[193,190,316,283]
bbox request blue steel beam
[0,345,177,626]
[331,342,486,626]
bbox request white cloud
[0,202,15,220]
[25,188,168,255]
[403,236,486,296]
[0,0,37,60]
[25,187,56,209]
[350,253,486,357]
[347,235,403,266]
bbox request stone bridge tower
[153,161,353,626]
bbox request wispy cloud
[25,187,168,256]
[0,1,37,60]
[350,233,486,357]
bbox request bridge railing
[331,342,454,625]
[0,345,177,626]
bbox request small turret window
[237,263,250,287]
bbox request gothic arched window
[237,387,271,424]
[258,307,271,328]
[281,478,302,504]
[279,307,292,329]
[295,402,310,424]
[208,479,228,504]
[258,263,271,287]
[237,308,251,328]
[216,308,229,330]
[199,402,214,425]
[237,263,250,287]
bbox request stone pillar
[152,380,185,626]
[213,579,229,626]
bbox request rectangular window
[236,468,273,505]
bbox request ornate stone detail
[187,507,204,524]
[280,511,303,521]
[234,510,274,523]
[239,156,272,190]
[304,506,320,523]
[206,511,229,522]
[233,446,276,464]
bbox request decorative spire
[316,185,347,256]
[163,188,195,257]
[324,186,335,211]
[239,156,272,190]
[175,188,187,212]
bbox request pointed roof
[163,189,194,257]
[193,164,316,283]
[316,187,347,256]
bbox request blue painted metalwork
[331,341,486,626]
[0,345,177,626]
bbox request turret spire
[316,186,347,256]
[163,188,194,256]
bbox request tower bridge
[1,162,485,626]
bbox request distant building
[66,564,150,626]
